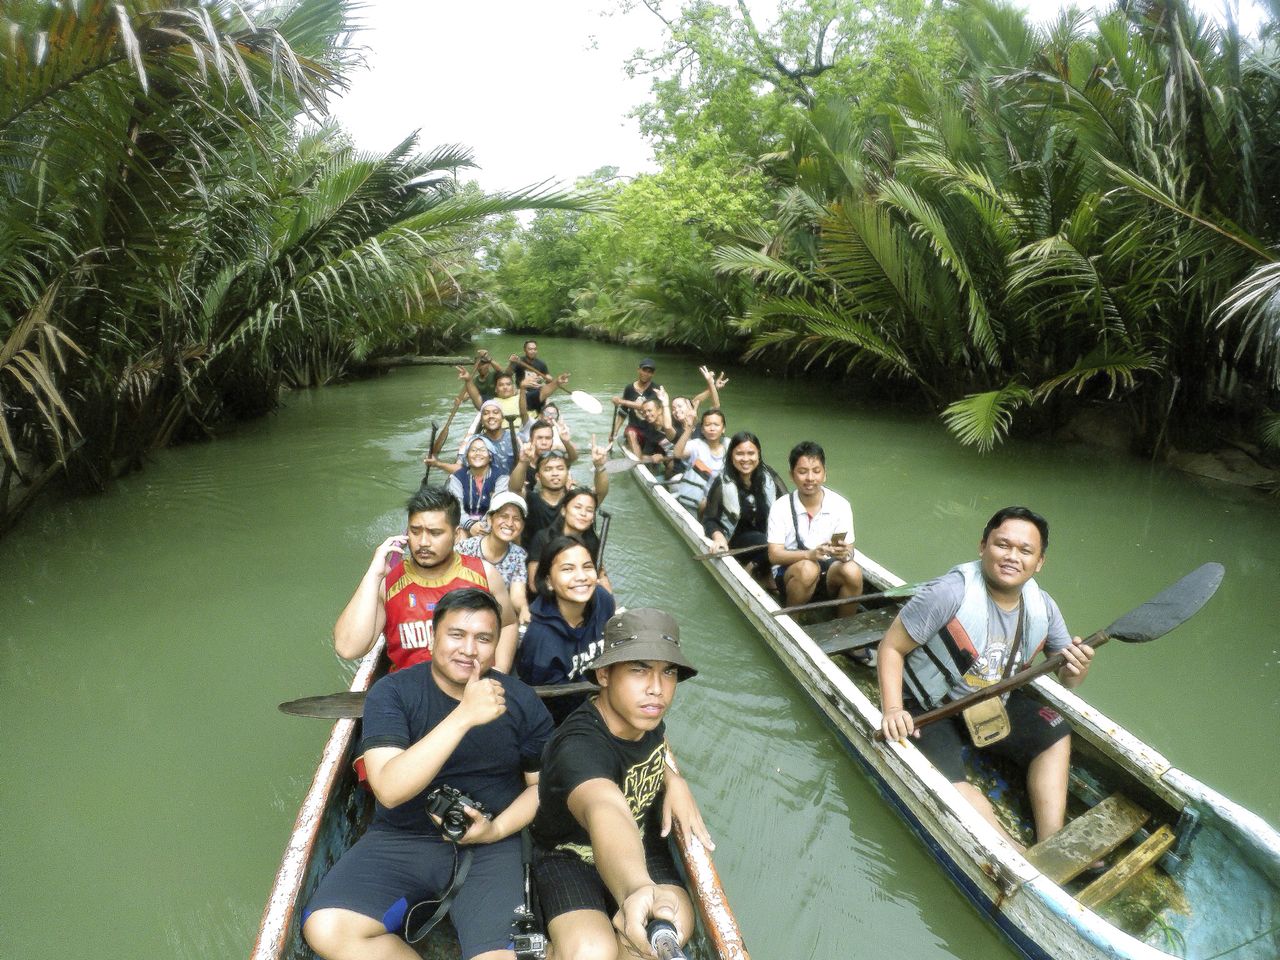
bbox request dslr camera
[424,784,488,842]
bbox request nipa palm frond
[940,382,1032,451]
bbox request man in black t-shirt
[509,339,551,414]
[530,608,709,960]
[304,589,553,960]
[610,357,661,446]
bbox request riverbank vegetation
[0,0,593,534]
[491,0,1280,461]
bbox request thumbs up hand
[458,660,506,727]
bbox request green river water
[2,335,1278,960]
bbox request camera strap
[403,845,474,945]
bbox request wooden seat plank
[1077,824,1175,909]
[1026,793,1151,885]
[806,606,899,657]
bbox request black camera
[424,784,488,842]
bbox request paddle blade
[569,390,603,415]
[604,457,638,474]
[1104,562,1224,643]
[279,691,367,719]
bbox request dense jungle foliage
[0,0,595,533]
[491,0,1280,457]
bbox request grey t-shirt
[899,570,1071,701]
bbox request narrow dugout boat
[252,644,748,960]
[631,461,1280,960]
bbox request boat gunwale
[252,640,384,960]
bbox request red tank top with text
[382,552,490,670]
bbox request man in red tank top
[333,486,517,672]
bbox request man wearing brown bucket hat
[529,608,707,960]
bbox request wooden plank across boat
[630,461,1280,960]
[252,643,749,960]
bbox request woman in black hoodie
[514,534,616,724]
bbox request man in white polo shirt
[767,440,864,619]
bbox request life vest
[708,468,780,538]
[382,552,490,670]
[674,441,727,509]
[902,560,1050,710]
[459,468,501,523]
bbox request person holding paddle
[877,506,1095,853]
[304,588,554,960]
[626,393,676,466]
[333,486,518,673]
[767,440,864,617]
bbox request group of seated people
[612,356,865,621]
[315,481,707,960]
[309,347,1100,960]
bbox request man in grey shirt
[877,506,1094,853]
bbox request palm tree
[719,0,1278,451]
[0,0,601,534]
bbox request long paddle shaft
[595,509,612,571]
[421,422,438,486]
[692,543,768,562]
[874,562,1225,742]
[773,582,920,616]
[280,680,596,720]
[431,383,470,461]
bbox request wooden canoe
[631,461,1280,960]
[252,640,749,960]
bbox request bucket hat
[585,607,697,681]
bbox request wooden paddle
[421,422,438,486]
[874,562,1225,741]
[431,383,470,462]
[692,543,769,561]
[773,583,921,616]
[603,456,638,474]
[280,680,597,720]
[595,509,612,571]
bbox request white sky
[327,0,1269,194]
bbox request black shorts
[911,689,1071,784]
[533,840,683,923]
[774,556,838,598]
[303,828,523,960]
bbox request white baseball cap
[487,491,527,517]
